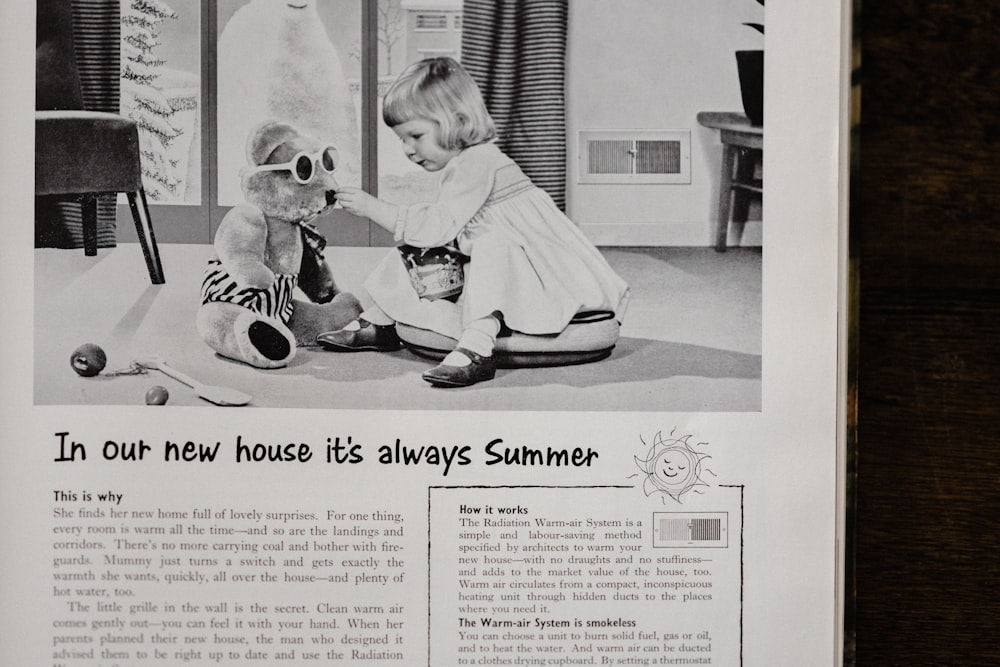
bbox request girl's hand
[335,186,399,234]
[335,186,377,218]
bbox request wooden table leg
[716,145,737,251]
[730,147,758,247]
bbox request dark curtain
[36,0,121,249]
[461,0,569,210]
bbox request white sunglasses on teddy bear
[246,146,339,185]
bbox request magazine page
[2,1,849,666]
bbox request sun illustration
[630,430,714,503]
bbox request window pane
[377,0,463,205]
[216,0,363,206]
[120,0,202,204]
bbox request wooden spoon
[135,356,252,407]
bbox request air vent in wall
[577,130,691,184]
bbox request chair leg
[126,189,165,284]
[81,193,98,256]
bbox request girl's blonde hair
[383,57,496,150]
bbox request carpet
[34,244,761,411]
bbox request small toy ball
[145,386,169,406]
[70,343,107,377]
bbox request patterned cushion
[396,311,619,368]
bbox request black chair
[35,0,165,284]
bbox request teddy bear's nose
[325,190,337,207]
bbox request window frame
[118,0,391,247]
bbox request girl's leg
[316,303,401,352]
[443,314,500,365]
[343,303,395,329]
[423,313,501,387]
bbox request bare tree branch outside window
[378,0,404,75]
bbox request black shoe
[422,347,497,387]
[316,320,402,352]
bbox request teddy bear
[196,121,362,369]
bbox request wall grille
[578,130,691,184]
[415,14,449,30]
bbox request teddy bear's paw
[248,321,292,361]
[288,293,364,348]
[234,312,295,369]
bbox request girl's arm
[337,153,495,248]
[335,188,399,234]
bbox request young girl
[319,57,629,387]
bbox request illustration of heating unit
[653,512,729,548]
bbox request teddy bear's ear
[246,121,301,166]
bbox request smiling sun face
[634,431,712,503]
[653,450,694,487]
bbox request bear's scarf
[298,219,327,258]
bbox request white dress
[365,142,630,340]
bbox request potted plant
[736,0,764,126]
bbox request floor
[34,244,761,412]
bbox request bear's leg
[196,302,296,369]
[288,292,363,347]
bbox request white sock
[442,315,500,366]
[359,304,394,327]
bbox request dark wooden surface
[855,1,1000,664]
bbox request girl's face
[392,119,461,172]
